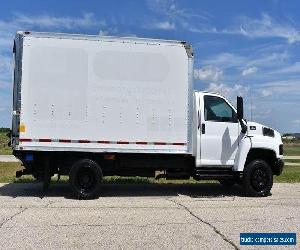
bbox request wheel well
[245,148,277,174]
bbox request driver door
[200,94,241,166]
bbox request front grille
[279,144,283,155]
[263,127,275,137]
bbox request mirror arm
[239,119,247,133]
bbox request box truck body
[11,32,284,198]
[12,32,193,154]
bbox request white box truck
[11,31,284,198]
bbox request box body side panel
[18,35,192,153]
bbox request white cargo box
[12,32,193,154]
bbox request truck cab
[193,91,284,196]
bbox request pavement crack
[45,201,56,207]
[0,207,28,228]
[167,199,239,250]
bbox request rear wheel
[243,159,273,197]
[69,159,103,199]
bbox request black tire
[243,159,273,197]
[219,179,235,187]
[69,159,103,199]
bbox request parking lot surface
[0,183,299,249]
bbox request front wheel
[243,159,273,197]
[69,159,103,199]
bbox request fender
[250,136,281,158]
[234,135,281,172]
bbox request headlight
[262,127,275,137]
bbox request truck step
[195,168,232,174]
[193,174,234,180]
[194,167,235,180]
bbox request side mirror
[237,96,247,133]
[237,96,244,120]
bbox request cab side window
[204,95,237,122]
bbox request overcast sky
[0,0,300,133]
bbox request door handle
[201,123,205,134]
[197,111,200,129]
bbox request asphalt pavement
[0,182,299,249]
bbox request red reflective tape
[97,141,110,144]
[78,140,90,143]
[59,139,71,143]
[25,139,186,145]
[154,142,167,145]
[39,139,51,142]
[19,138,32,142]
[136,141,148,145]
[117,141,129,144]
